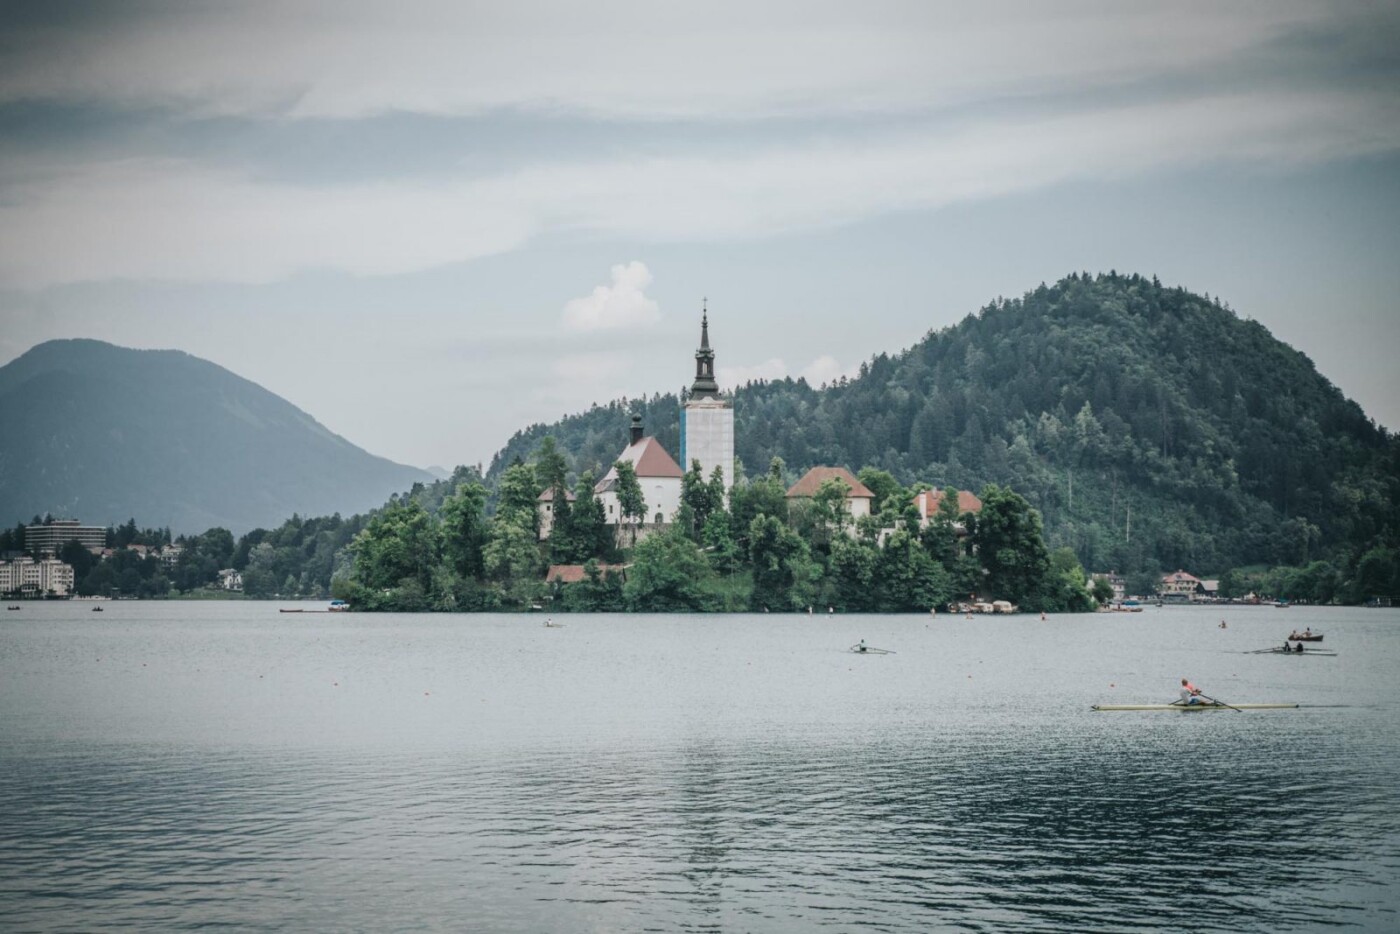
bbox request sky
[1,1,1397,472]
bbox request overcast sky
[1,1,1397,471]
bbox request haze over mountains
[0,339,430,535]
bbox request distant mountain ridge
[0,339,431,534]
[489,272,1399,578]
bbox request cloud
[0,2,1359,120]
[800,355,846,387]
[3,83,1394,289]
[561,262,660,331]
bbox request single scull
[1092,702,1299,711]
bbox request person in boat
[1304,627,1312,637]
[1180,678,1205,705]
[1294,642,1305,653]
[856,640,868,653]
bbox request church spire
[690,299,720,399]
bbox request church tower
[680,301,735,497]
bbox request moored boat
[1092,701,1299,711]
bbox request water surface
[2,602,1397,931]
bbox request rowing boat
[849,645,894,655]
[1250,647,1336,656]
[1091,702,1299,711]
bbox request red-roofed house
[544,563,629,584]
[911,489,983,530]
[595,416,684,533]
[1159,569,1201,601]
[785,466,875,522]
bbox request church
[538,305,735,539]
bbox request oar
[1196,692,1242,713]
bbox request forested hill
[491,272,1398,581]
[0,339,431,534]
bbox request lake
[2,601,1397,932]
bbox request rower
[1180,678,1204,705]
[856,640,868,653]
[1294,642,1304,653]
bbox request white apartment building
[0,557,76,597]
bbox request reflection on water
[1,603,1398,932]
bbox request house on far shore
[1093,571,1126,603]
[785,467,874,524]
[1159,569,1202,602]
[911,488,983,532]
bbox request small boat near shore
[1093,701,1298,712]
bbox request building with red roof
[785,466,874,522]
[595,415,684,532]
[911,488,983,532]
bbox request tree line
[333,436,1101,614]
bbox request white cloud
[561,262,660,331]
[800,355,846,387]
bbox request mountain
[0,339,432,534]
[489,272,1399,580]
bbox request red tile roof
[595,436,684,492]
[544,563,630,584]
[1162,570,1202,584]
[785,466,874,499]
[537,488,577,502]
[913,488,983,516]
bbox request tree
[561,559,626,612]
[562,470,612,562]
[441,482,489,579]
[682,459,719,539]
[534,436,569,493]
[496,462,541,533]
[749,514,816,611]
[701,511,741,574]
[1091,575,1116,606]
[873,529,952,612]
[828,536,878,611]
[482,520,544,608]
[1045,547,1094,612]
[857,468,903,514]
[972,484,1053,608]
[624,525,713,611]
[348,500,441,596]
[613,460,646,547]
